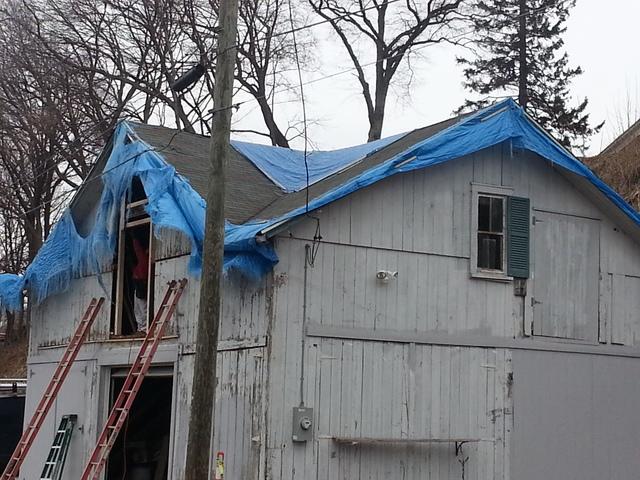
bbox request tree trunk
[518,0,528,109]
[257,95,290,147]
[368,81,389,142]
[5,310,16,343]
[25,211,43,263]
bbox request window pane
[490,197,504,233]
[478,196,491,231]
[477,233,503,270]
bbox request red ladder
[1,297,105,480]
[80,279,187,480]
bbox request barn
[2,98,640,479]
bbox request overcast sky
[231,0,640,156]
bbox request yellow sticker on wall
[214,451,225,480]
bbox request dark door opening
[106,374,173,480]
[0,395,25,472]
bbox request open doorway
[106,371,173,480]
[112,177,155,336]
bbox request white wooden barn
[4,99,640,479]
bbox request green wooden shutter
[507,196,530,278]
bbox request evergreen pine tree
[458,0,601,150]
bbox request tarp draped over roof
[0,123,276,310]
[223,100,640,254]
[1,99,638,311]
[231,133,406,192]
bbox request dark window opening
[106,374,173,480]
[129,176,146,203]
[477,195,504,271]
[111,177,155,337]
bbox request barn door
[532,210,600,341]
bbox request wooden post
[184,0,238,477]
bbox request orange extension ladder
[80,279,187,480]
[1,297,105,480]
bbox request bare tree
[308,0,464,142]
[610,81,640,140]
[19,0,311,146]
[235,0,314,147]
[20,0,210,132]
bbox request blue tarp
[232,133,406,192]
[0,122,277,310]
[222,99,640,268]
[0,274,23,311]
[1,99,638,311]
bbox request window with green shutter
[471,184,530,281]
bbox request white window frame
[470,183,514,282]
[113,197,154,336]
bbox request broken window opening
[111,177,155,337]
[106,372,173,480]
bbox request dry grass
[586,140,640,211]
[0,337,28,378]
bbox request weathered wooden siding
[265,235,514,479]
[18,359,99,480]
[30,273,113,350]
[170,346,267,479]
[287,147,640,346]
[310,340,512,480]
[26,254,272,479]
[153,255,271,345]
[30,252,271,348]
[263,146,640,479]
[511,350,640,479]
[24,142,640,480]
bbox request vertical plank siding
[25,146,640,479]
[265,147,640,479]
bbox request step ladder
[80,279,188,480]
[40,415,77,480]
[1,297,104,480]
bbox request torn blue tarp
[1,122,209,308]
[223,99,640,256]
[231,132,406,192]
[0,122,277,310]
[1,98,638,311]
[0,274,23,311]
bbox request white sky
[231,0,640,155]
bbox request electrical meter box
[292,406,314,442]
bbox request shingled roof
[128,117,462,224]
[129,123,283,224]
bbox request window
[471,184,530,281]
[477,195,504,271]
[111,177,155,337]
